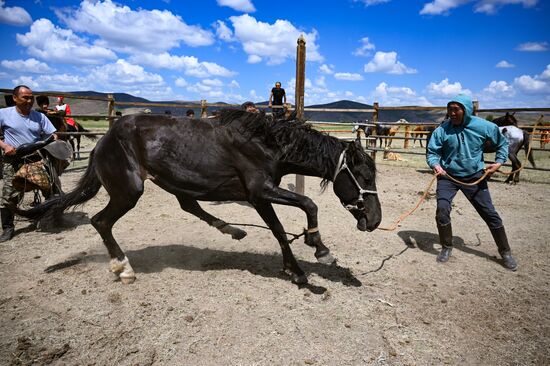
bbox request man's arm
[485,124,509,175]
[0,140,15,155]
[283,90,287,104]
[268,91,273,107]
[426,128,445,175]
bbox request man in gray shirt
[0,85,57,242]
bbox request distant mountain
[54,92,446,122]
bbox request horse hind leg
[91,177,144,284]
[175,195,247,240]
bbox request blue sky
[0,0,548,108]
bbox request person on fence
[0,85,58,242]
[268,81,286,118]
[426,93,517,271]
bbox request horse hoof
[292,274,308,285]
[231,229,247,240]
[316,252,336,265]
[120,275,136,284]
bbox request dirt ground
[0,163,549,365]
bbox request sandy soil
[0,164,549,366]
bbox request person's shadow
[397,230,501,264]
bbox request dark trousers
[436,171,503,229]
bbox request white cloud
[228,80,240,88]
[364,51,417,74]
[214,20,234,41]
[334,72,364,81]
[227,14,323,65]
[496,60,515,68]
[474,0,538,14]
[1,58,53,73]
[202,78,224,87]
[356,0,391,6]
[247,54,262,64]
[315,76,327,88]
[319,64,334,74]
[175,77,188,87]
[217,0,256,12]
[353,37,376,56]
[483,80,515,97]
[420,0,538,15]
[516,41,548,52]
[58,0,214,54]
[372,82,432,106]
[129,52,236,78]
[426,78,472,97]
[0,0,32,26]
[16,18,116,65]
[513,65,550,94]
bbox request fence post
[295,35,306,195]
[200,99,208,118]
[404,124,410,149]
[371,102,379,159]
[473,100,479,116]
[107,94,115,127]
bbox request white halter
[333,150,377,211]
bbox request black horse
[16,110,382,285]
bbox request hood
[448,94,473,126]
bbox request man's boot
[0,207,14,243]
[490,227,518,271]
[436,223,453,262]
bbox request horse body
[18,111,381,285]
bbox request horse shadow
[397,230,500,264]
[59,243,362,294]
[17,211,91,234]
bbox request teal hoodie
[426,94,508,177]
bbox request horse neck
[277,129,344,181]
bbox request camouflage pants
[1,162,24,209]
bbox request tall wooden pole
[107,94,115,128]
[295,35,306,195]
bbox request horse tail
[522,130,536,168]
[76,122,99,140]
[14,150,102,221]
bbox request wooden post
[107,94,115,127]
[404,125,410,149]
[473,100,479,116]
[200,99,208,118]
[371,102,379,159]
[295,35,306,195]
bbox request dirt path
[1,165,549,365]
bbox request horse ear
[511,112,516,116]
[353,139,364,151]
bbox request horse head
[492,112,518,127]
[332,140,382,232]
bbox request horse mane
[492,113,517,127]
[218,109,375,187]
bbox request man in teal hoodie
[426,94,517,270]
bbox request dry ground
[0,164,549,365]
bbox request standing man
[426,94,517,270]
[268,81,286,118]
[0,85,57,242]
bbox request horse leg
[254,202,307,284]
[252,181,334,265]
[75,136,81,160]
[506,152,521,184]
[175,194,247,240]
[91,177,144,284]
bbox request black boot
[490,227,517,271]
[436,223,453,262]
[0,207,15,243]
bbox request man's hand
[433,165,446,176]
[485,162,502,176]
[268,103,272,108]
[3,144,16,156]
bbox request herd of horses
[12,108,543,285]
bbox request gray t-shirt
[0,106,56,148]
